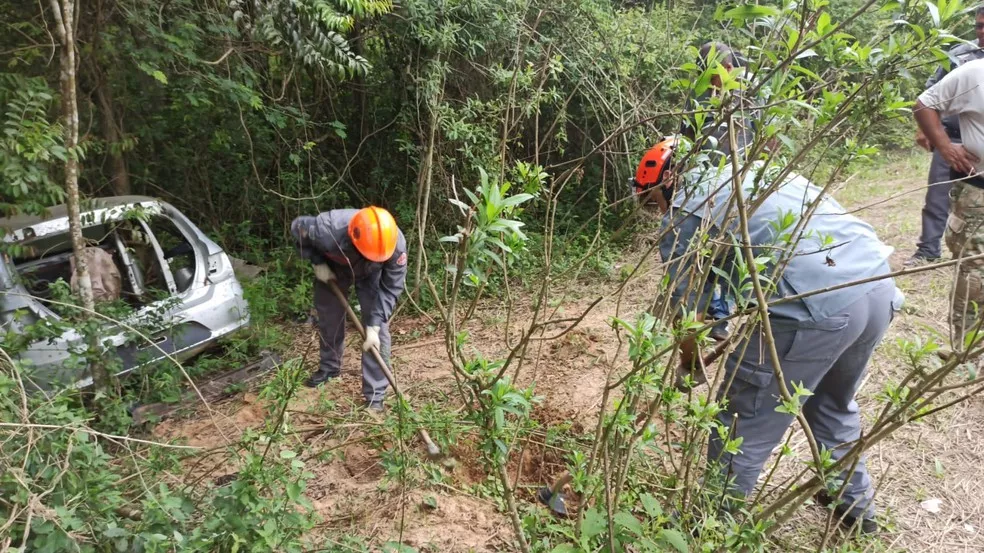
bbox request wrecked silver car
[0,196,250,389]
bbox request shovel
[537,473,574,517]
[325,279,442,460]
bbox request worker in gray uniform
[680,42,760,161]
[636,141,903,534]
[290,206,408,411]
[908,8,984,266]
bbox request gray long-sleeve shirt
[291,209,408,326]
[660,164,894,323]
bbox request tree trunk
[89,0,130,196]
[94,73,130,196]
[352,17,368,143]
[411,57,444,300]
[50,0,111,391]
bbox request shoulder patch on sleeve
[397,252,407,266]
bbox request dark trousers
[916,149,955,259]
[313,275,390,403]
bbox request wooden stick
[325,280,442,459]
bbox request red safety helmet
[631,137,679,197]
[349,206,399,262]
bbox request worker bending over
[634,138,903,534]
[290,206,408,411]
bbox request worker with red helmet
[290,206,408,411]
[632,138,903,534]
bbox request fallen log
[130,351,281,424]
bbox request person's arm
[368,233,408,327]
[914,99,978,174]
[915,64,981,174]
[290,216,320,263]
[659,212,720,370]
[916,59,953,152]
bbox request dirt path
[153,154,984,552]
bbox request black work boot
[365,399,385,413]
[815,492,878,535]
[304,369,339,388]
[903,253,940,268]
[709,321,730,342]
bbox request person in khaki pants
[907,9,984,267]
[914,55,984,345]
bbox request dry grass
[769,152,984,552]
[842,154,984,553]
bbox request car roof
[0,196,160,232]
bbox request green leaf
[484,249,505,269]
[549,545,579,553]
[581,507,606,540]
[816,12,831,35]
[924,1,940,27]
[478,167,489,189]
[659,528,689,553]
[103,525,128,538]
[777,134,797,151]
[501,193,534,208]
[280,450,297,459]
[940,0,960,20]
[720,5,780,22]
[152,70,168,85]
[639,493,664,518]
[287,481,302,501]
[330,120,347,139]
[897,20,926,41]
[488,237,513,253]
[614,511,643,536]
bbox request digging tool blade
[537,486,569,517]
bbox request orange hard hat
[632,137,678,196]
[348,206,399,262]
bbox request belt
[942,118,961,140]
[950,168,984,189]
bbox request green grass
[834,149,931,206]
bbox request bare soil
[153,155,984,552]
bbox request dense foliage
[3,0,983,552]
[3,0,912,249]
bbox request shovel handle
[550,472,574,495]
[324,280,441,458]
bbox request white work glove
[313,263,335,283]
[362,325,381,352]
[892,286,906,313]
